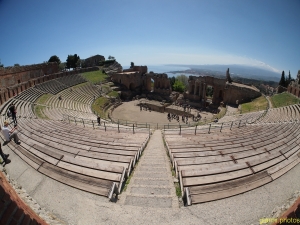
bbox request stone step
[124,195,173,208]
[133,179,170,186]
[141,163,166,166]
[130,187,172,196]
[138,167,167,172]
[134,172,169,179]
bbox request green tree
[169,76,176,87]
[130,62,134,68]
[176,74,189,90]
[173,80,185,92]
[48,55,61,65]
[0,59,3,67]
[279,71,286,87]
[66,54,80,69]
[108,55,115,60]
[14,63,20,67]
[59,62,66,71]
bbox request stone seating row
[258,104,300,123]
[56,74,86,87]
[14,88,46,103]
[165,123,299,173]
[75,83,102,99]
[163,122,300,205]
[0,171,47,225]
[44,107,96,121]
[218,110,264,124]
[1,117,149,199]
[35,79,68,95]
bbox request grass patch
[241,96,268,113]
[91,96,110,117]
[82,70,108,84]
[175,182,181,197]
[34,105,49,119]
[270,92,300,108]
[36,93,52,105]
[215,106,226,119]
[107,91,119,98]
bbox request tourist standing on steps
[9,103,17,124]
[0,143,10,165]
[1,121,21,145]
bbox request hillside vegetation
[82,70,108,84]
[241,96,268,113]
[270,92,300,108]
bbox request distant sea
[123,65,192,77]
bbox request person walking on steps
[9,103,17,124]
[0,143,10,165]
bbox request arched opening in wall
[294,89,297,95]
[119,79,122,84]
[129,83,135,91]
[219,90,223,101]
[191,85,195,94]
[206,85,214,100]
[195,85,199,95]
[151,78,154,92]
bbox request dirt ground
[111,100,214,128]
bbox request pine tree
[279,71,286,87]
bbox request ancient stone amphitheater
[0,72,300,225]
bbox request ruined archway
[129,83,135,91]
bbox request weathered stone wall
[84,55,105,67]
[223,83,262,104]
[110,66,172,96]
[0,62,59,89]
[287,70,300,98]
[0,66,98,106]
[277,85,288,94]
[187,75,261,105]
[188,76,226,105]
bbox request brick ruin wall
[186,75,261,105]
[287,70,300,98]
[0,63,99,106]
[110,66,172,98]
[223,83,262,104]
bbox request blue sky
[0,0,299,77]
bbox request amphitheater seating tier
[0,117,149,199]
[164,120,300,205]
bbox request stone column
[199,82,202,97]
[202,83,206,107]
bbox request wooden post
[133,124,135,134]
[82,119,85,127]
[179,125,181,135]
[92,120,94,129]
[195,125,197,135]
[104,122,106,131]
[118,121,120,133]
[208,124,211,134]
[220,123,223,132]
[238,120,241,128]
[230,121,233,130]
[74,117,77,125]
